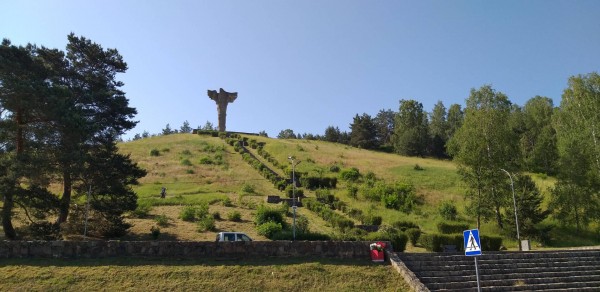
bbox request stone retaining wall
[0,240,390,259]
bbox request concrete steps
[394,250,600,291]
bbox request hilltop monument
[207,88,238,132]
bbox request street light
[501,168,521,250]
[288,156,300,240]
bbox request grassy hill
[117,133,598,249]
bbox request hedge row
[304,198,355,231]
[419,233,503,252]
[437,222,470,234]
[300,176,338,190]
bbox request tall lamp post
[288,156,300,240]
[501,168,521,250]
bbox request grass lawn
[0,258,410,291]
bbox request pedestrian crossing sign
[464,229,482,256]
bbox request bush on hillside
[340,167,361,182]
[437,222,469,234]
[257,221,283,238]
[392,220,419,231]
[438,201,458,220]
[406,228,421,246]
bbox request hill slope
[118,133,597,249]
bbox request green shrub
[254,205,286,227]
[199,157,213,165]
[227,211,242,222]
[181,158,192,166]
[329,165,341,173]
[439,201,458,220]
[179,204,209,222]
[181,149,192,155]
[295,215,310,234]
[480,235,503,251]
[241,183,255,194]
[154,214,169,227]
[180,206,197,222]
[340,167,360,182]
[212,211,221,220]
[419,233,464,252]
[220,197,233,207]
[361,214,383,226]
[257,221,283,238]
[413,164,424,171]
[197,216,216,232]
[437,222,469,234]
[347,184,358,199]
[130,203,152,218]
[392,220,419,231]
[185,169,195,174]
[150,149,160,156]
[406,228,421,246]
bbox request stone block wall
[0,240,391,259]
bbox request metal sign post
[464,229,482,292]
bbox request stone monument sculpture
[207,88,238,132]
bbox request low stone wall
[0,240,390,259]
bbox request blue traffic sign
[464,229,482,256]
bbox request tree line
[0,35,145,239]
[278,74,600,235]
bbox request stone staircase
[392,250,600,291]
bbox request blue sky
[2,1,599,139]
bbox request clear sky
[2,1,599,139]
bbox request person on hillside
[160,187,166,199]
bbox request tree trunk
[57,170,72,224]
[2,109,24,239]
[1,193,17,239]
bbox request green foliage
[227,211,242,222]
[240,183,256,194]
[300,176,338,189]
[480,235,503,251]
[329,164,341,173]
[257,221,283,238]
[406,228,421,246]
[349,113,379,149]
[361,181,416,212]
[254,205,286,227]
[437,222,469,234]
[212,211,221,220]
[150,149,160,156]
[199,157,212,165]
[25,221,60,240]
[340,167,361,182]
[220,197,233,207]
[438,201,458,221]
[366,228,409,252]
[393,99,429,156]
[295,215,310,234]
[347,184,358,199]
[413,164,424,171]
[179,204,209,222]
[419,233,464,252]
[304,198,355,232]
[181,159,192,166]
[154,214,169,227]
[197,216,216,232]
[130,203,152,218]
[392,220,419,232]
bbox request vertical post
[501,168,521,250]
[288,156,298,240]
[84,185,91,239]
[474,257,481,292]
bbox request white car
[215,232,253,242]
